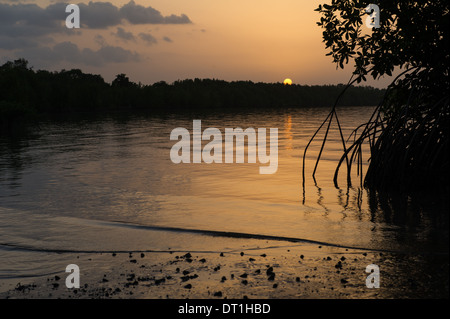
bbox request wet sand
[1,242,447,299]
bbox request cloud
[120,0,191,25]
[138,33,158,45]
[15,41,140,67]
[0,1,191,33]
[113,27,135,42]
[78,1,122,29]
[94,34,106,46]
[0,1,191,66]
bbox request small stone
[326,256,332,261]
[184,284,192,289]
[141,253,145,258]
[240,252,244,256]
[213,291,222,297]
[341,256,346,261]
[184,253,192,259]
[296,277,300,282]
[300,255,304,259]
[239,273,248,278]
[220,276,227,282]
[199,258,206,263]
[268,273,275,281]
[260,254,267,257]
[54,276,60,281]
[220,252,224,257]
[341,278,348,284]
[249,258,255,262]
[183,270,190,275]
[154,278,165,285]
[241,280,248,285]
[273,284,278,288]
[130,259,137,263]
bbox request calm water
[0,106,448,291]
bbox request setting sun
[283,78,293,85]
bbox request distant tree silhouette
[1,59,385,134]
[112,73,134,88]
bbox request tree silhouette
[1,59,386,134]
[313,0,449,191]
[112,73,134,88]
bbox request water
[0,106,448,295]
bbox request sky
[0,0,392,87]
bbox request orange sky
[0,0,392,87]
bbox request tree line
[0,59,385,132]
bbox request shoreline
[1,243,447,299]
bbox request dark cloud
[0,35,42,50]
[15,41,140,67]
[0,1,191,33]
[94,34,106,46]
[138,33,158,45]
[78,1,122,29]
[0,1,191,66]
[113,27,135,42]
[120,1,191,25]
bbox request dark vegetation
[305,0,449,193]
[0,58,384,134]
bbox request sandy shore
[1,241,447,299]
